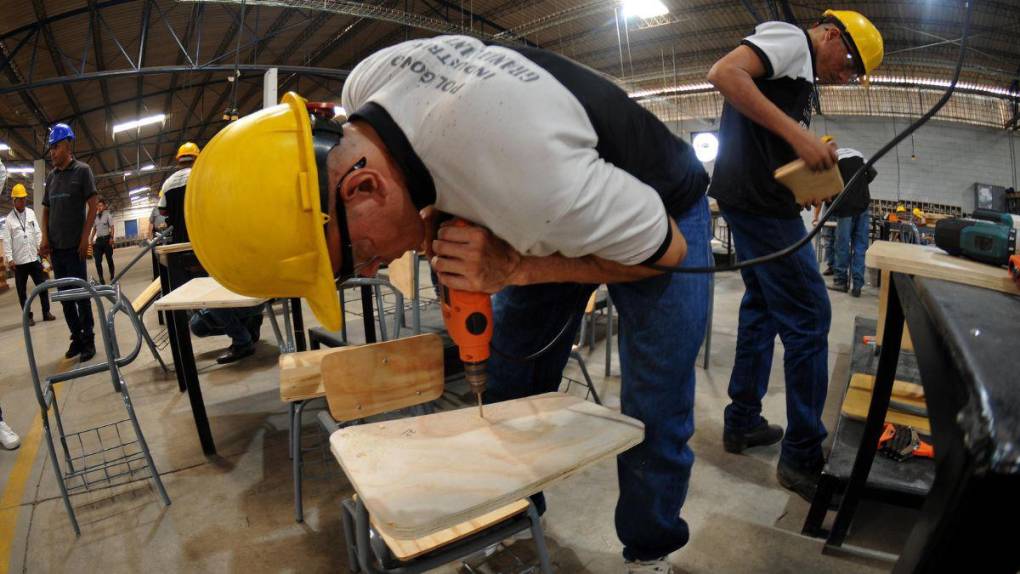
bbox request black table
[157,249,306,455]
[827,274,1020,573]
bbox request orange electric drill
[439,219,494,417]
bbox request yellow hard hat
[896,204,906,213]
[824,9,883,86]
[176,142,201,161]
[185,92,342,331]
[912,207,924,218]
[11,183,28,199]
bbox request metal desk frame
[823,273,1020,572]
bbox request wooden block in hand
[774,158,844,205]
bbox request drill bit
[465,363,486,418]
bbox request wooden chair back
[322,333,444,422]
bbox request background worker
[39,123,98,362]
[90,197,116,283]
[187,34,711,573]
[707,10,883,500]
[829,147,877,297]
[2,183,55,326]
[159,142,263,364]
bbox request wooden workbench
[865,241,1020,348]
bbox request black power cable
[496,1,975,363]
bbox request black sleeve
[866,165,878,183]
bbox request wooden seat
[364,496,529,561]
[132,278,163,313]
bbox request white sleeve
[0,158,7,192]
[742,21,813,82]
[31,211,42,248]
[537,154,670,266]
[1,223,12,261]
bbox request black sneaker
[64,340,83,359]
[777,461,823,503]
[850,286,861,298]
[28,314,36,327]
[822,267,834,276]
[216,343,256,364]
[43,313,57,321]
[828,282,849,293]
[723,418,784,454]
[79,341,97,362]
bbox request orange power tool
[439,219,494,417]
[1010,255,1020,287]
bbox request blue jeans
[190,307,263,346]
[51,248,95,344]
[833,209,870,288]
[721,208,831,471]
[486,197,710,562]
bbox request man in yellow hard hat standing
[3,183,55,326]
[706,10,883,502]
[161,142,263,364]
[185,34,716,570]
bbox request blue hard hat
[48,123,75,148]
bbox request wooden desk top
[865,241,1019,295]
[330,392,644,539]
[155,242,193,255]
[153,277,268,311]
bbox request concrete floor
[0,245,913,573]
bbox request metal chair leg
[570,351,602,405]
[528,504,553,574]
[43,418,80,537]
[293,400,309,523]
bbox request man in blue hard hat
[39,123,99,362]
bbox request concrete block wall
[810,116,1018,210]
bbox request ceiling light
[7,166,34,174]
[692,132,719,163]
[0,143,10,152]
[112,113,166,135]
[129,186,151,196]
[622,0,669,19]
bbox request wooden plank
[841,386,930,434]
[322,334,445,422]
[330,392,644,539]
[154,242,193,255]
[773,158,844,205]
[866,241,1019,295]
[153,277,268,311]
[386,251,417,301]
[131,278,163,313]
[376,498,529,560]
[849,373,925,400]
[278,348,345,402]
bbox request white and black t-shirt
[342,35,708,266]
[832,147,876,218]
[709,21,817,219]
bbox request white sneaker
[0,421,21,450]
[625,558,673,574]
